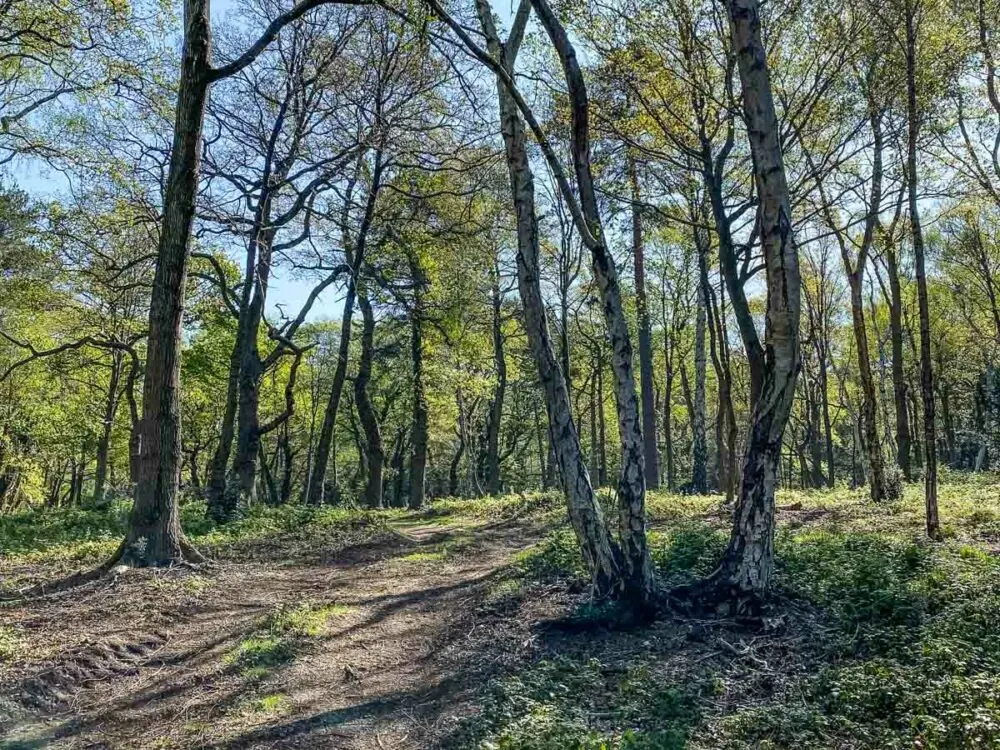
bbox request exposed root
[667,572,769,623]
[3,535,206,603]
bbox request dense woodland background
[4,0,1000,746]
[1,0,1000,598]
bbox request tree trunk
[596,346,608,488]
[124,0,212,565]
[389,427,407,507]
[450,390,469,497]
[661,279,676,491]
[187,447,201,491]
[483,261,506,494]
[849,271,890,499]
[808,384,824,488]
[819,354,835,488]
[692,225,709,493]
[304,152,383,505]
[515,0,652,608]
[806,104,887,498]
[886,248,912,480]
[408,253,428,511]
[206,314,243,513]
[355,287,383,508]
[474,0,624,597]
[698,0,801,609]
[703,242,737,502]
[663,371,674,491]
[905,0,939,538]
[278,423,294,504]
[212,117,290,521]
[629,158,659,489]
[701,153,765,406]
[259,444,279,505]
[94,352,124,505]
[940,376,956,466]
[307,285,353,505]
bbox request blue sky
[15,0,521,324]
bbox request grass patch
[482,577,526,611]
[224,601,353,679]
[0,498,390,573]
[393,548,450,566]
[245,693,291,716]
[513,529,588,583]
[0,626,21,661]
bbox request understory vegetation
[2,475,998,748]
[453,474,1000,749]
[2,0,1000,742]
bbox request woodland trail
[0,511,551,749]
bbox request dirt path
[0,513,550,749]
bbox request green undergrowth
[223,601,353,680]
[0,497,395,568]
[0,489,560,570]
[5,476,1000,747]
[415,490,562,526]
[446,656,706,749]
[471,475,1000,748]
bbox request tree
[117,0,365,566]
[692,0,801,609]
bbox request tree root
[667,573,768,623]
[3,535,206,602]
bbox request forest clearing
[1,477,1000,748]
[3,0,1000,744]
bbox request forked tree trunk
[701,231,737,502]
[212,123,288,520]
[696,0,800,609]
[473,0,623,596]
[700,148,765,407]
[804,107,887,499]
[529,0,652,606]
[304,152,383,505]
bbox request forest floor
[1,473,1000,749]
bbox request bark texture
[473,0,624,597]
[126,0,212,565]
[698,0,801,608]
[629,159,659,489]
[355,287,383,508]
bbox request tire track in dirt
[0,515,547,749]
